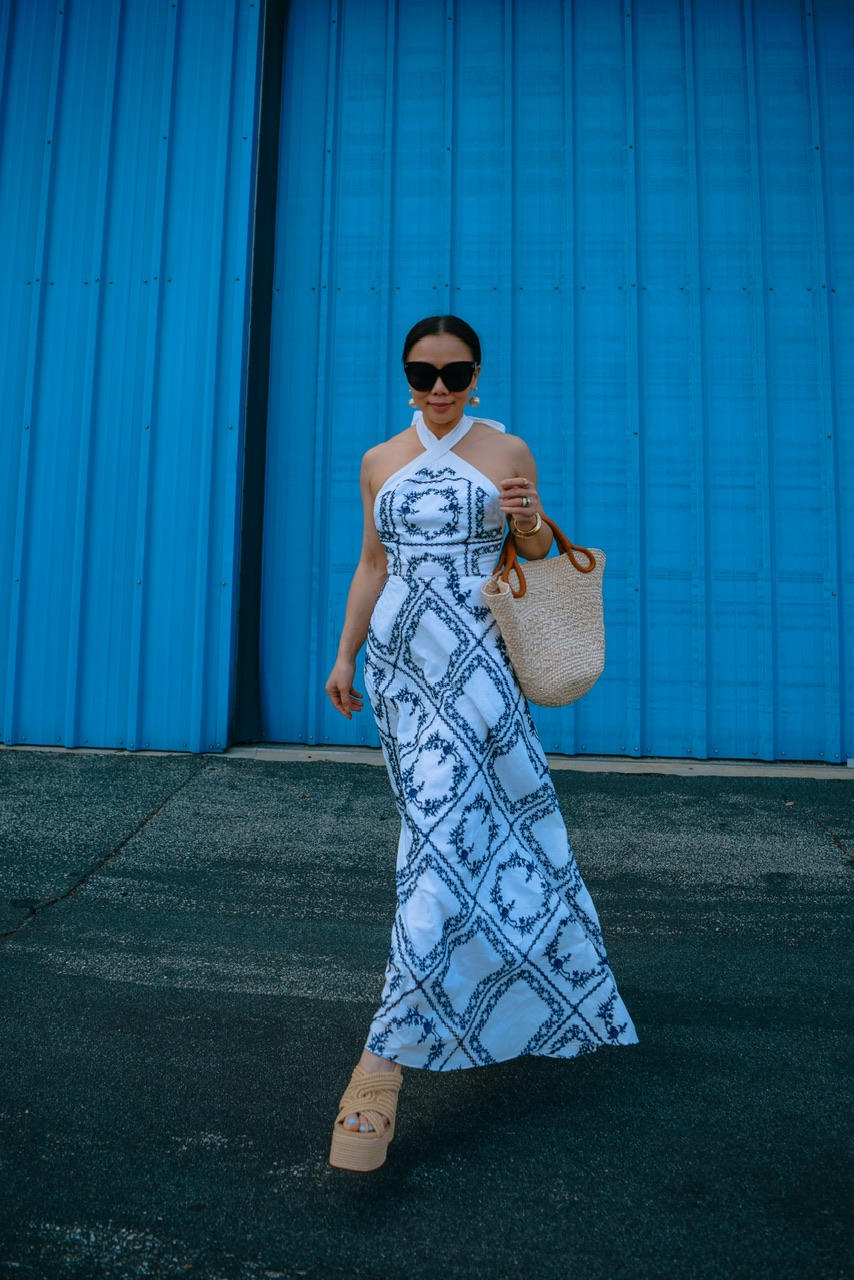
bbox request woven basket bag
[481,516,605,707]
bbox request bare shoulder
[471,424,535,464]
[361,425,421,494]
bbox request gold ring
[520,496,531,508]
[520,477,530,488]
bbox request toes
[343,1114,359,1130]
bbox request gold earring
[408,396,416,407]
[469,392,481,406]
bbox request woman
[325,315,637,1173]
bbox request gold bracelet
[510,512,542,539]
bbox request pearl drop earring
[469,391,481,406]
[408,396,416,407]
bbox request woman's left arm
[498,441,554,560]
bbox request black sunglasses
[404,361,478,393]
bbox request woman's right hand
[325,659,364,719]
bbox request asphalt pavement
[1,747,852,1280]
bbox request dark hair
[401,315,482,365]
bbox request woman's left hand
[498,475,541,530]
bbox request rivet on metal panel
[821,283,826,288]
[144,424,150,429]
[222,581,227,587]
[137,580,142,584]
[24,425,29,431]
[631,283,636,287]
[229,424,234,430]
[581,745,586,750]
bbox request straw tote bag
[481,516,605,707]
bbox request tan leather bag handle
[493,515,597,599]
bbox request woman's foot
[340,1049,400,1133]
[329,1053,404,1172]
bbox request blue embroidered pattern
[363,415,638,1070]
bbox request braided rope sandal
[329,1064,403,1172]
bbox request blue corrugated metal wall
[260,0,853,762]
[0,0,263,751]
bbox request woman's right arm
[325,454,388,719]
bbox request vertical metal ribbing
[562,0,578,756]
[3,3,66,746]
[0,2,13,123]
[379,0,398,453]
[681,0,709,759]
[126,0,179,751]
[623,1,642,756]
[219,0,263,750]
[803,1,842,762]
[504,0,515,422]
[307,0,341,744]
[442,0,454,306]
[191,0,240,751]
[741,0,775,760]
[62,0,123,748]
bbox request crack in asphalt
[0,760,213,940]
[794,804,854,870]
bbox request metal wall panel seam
[504,0,515,418]
[220,0,265,750]
[62,0,123,748]
[681,0,709,759]
[191,0,241,751]
[623,1,642,756]
[742,0,775,760]
[2,3,66,747]
[378,0,398,440]
[563,0,578,755]
[127,0,179,752]
[306,0,341,743]
[0,1,12,126]
[804,2,842,762]
[442,0,454,301]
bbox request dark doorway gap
[232,0,289,745]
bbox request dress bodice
[374,413,506,580]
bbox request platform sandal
[329,1063,403,1172]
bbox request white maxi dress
[363,412,638,1070]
